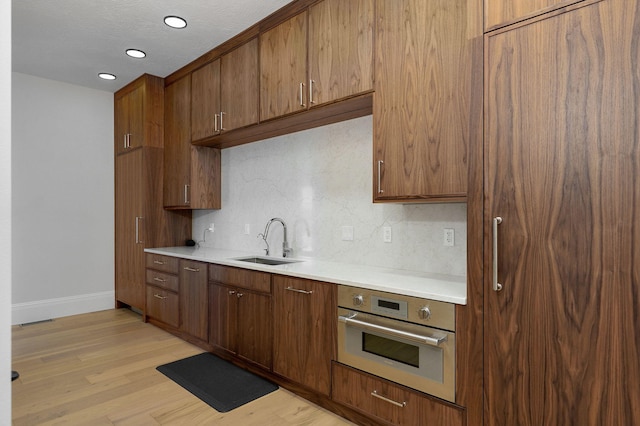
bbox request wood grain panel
[374,0,475,201]
[308,0,374,106]
[236,290,273,369]
[208,264,271,293]
[145,269,179,293]
[163,76,191,207]
[115,150,144,310]
[485,1,640,424]
[191,59,220,141]
[145,253,179,274]
[146,286,179,328]
[485,0,587,31]
[260,12,308,121]
[189,146,221,210]
[209,282,236,353]
[272,275,334,396]
[332,363,464,426]
[221,38,259,130]
[179,260,208,341]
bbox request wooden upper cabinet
[260,12,308,121]
[192,39,259,142]
[373,0,481,202]
[220,38,259,131]
[191,59,221,142]
[485,0,586,30]
[114,75,163,154]
[164,75,221,209]
[308,0,374,107]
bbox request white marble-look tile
[192,115,467,276]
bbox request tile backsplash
[193,115,467,276]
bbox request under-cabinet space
[332,362,464,426]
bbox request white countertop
[144,246,467,305]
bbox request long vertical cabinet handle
[299,82,306,107]
[493,217,503,292]
[135,216,143,244]
[377,160,384,194]
[214,114,219,132]
[309,80,315,105]
[184,184,190,205]
[219,111,225,131]
[127,134,131,148]
[123,134,128,149]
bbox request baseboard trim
[12,291,115,325]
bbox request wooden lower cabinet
[272,275,334,396]
[145,286,179,328]
[179,260,208,341]
[332,363,464,426]
[209,282,272,370]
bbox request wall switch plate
[341,226,354,241]
[444,228,454,246]
[383,226,392,243]
[244,224,250,235]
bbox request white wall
[1,0,12,419]
[194,116,467,277]
[11,73,114,325]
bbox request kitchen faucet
[257,217,292,257]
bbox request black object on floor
[156,353,278,413]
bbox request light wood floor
[12,308,355,425]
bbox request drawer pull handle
[371,390,406,408]
[153,277,167,283]
[153,294,167,300]
[183,267,200,272]
[371,390,407,408]
[285,286,313,295]
[153,260,165,265]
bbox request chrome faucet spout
[262,217,292,257]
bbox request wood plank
[12,309,354,425]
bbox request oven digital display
[362,332,420,368]
[377,299,400,311]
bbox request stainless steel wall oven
[337,285,456,402]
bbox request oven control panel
[337,285,455,332]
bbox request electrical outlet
[341,226,354,241]
[444,228,454,246]
[383,226,392,243]
[244,224,250,235]
[208,223,215,232]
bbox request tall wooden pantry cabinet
[484,0,640,424]
[114,74,191,312]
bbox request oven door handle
[338,313,448,347]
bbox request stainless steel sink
[232,256,302,266]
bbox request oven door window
[362,332,419,368]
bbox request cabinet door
[209,283,237,353]
[115,85,144,154]
[115,150,145,310]
[221,39,259,131]
[260,12,308,121]
[164,76,192,207]
[485,0,585,30]
[308,0,373,106]
[272,276,334,395]
[485,2,640,425]
[236,290,272,370]
[179,260,208,341]
[374,0,474,201]
[191,59,221,141]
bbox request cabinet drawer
[332,362,463,426]
[209,264,271,293]
[145,269,179,292]
[145,254,179,274]
[146,286,179,328]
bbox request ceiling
[12,0,291,92]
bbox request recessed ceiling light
[98,73,116,81]
[164,15,187,29]
[126,49,146,59]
